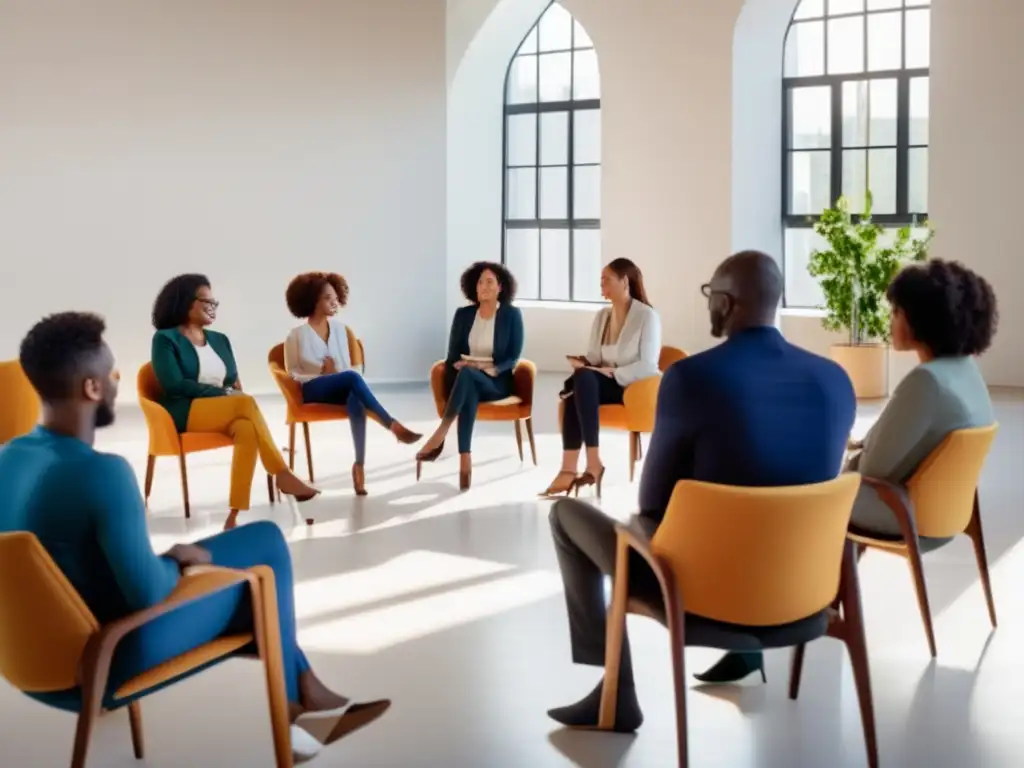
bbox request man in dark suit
[546,251,856,731]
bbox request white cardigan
[585,301,662,387]
[284,319,357,384]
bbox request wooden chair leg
[514,420,524,462]
[904,538,937,657]
[966,491,998,628]
[71,637,116,768]
[788,643,807,700]
[302,423,314,482]
[628,432,639,482]
[665,585,689,767]
[177,453,191,519]
[287,424,296,471]
[143,455,155,505]
[266,474,275,505]
[598,535,631,729]
[128,701,145,759]
[525,417,537,465]
[636,434,643,461]
[248,569,294,767]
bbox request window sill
[779,307,826,319]
[515,300,605,312]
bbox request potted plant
[808,193,933,398]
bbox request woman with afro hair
[284,271,421,495]
[848,258,999,542]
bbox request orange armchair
[848,424,999,657]
[0,532,293,768]
[0,359,41,444]
[137,364,273,518]
[429,359,537,464]
[267,327,365,482]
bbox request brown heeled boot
[352,463,367,496]
[390,422,423,445]
[459,454,472,492]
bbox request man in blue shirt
[547,251,856,731]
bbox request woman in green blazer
[150,274,318,526]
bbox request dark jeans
[549,498,661,681]
[562,368,625,451]
[302,370,394,464]
[442,366,512,454]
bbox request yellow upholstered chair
[0,532,293,768]
[429,359,538,464]
[848,424,999,657]
[137,363,274,518]
[598,475,876,768]
[267,327,366,481]
[0,359,41,444]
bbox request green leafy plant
[808,193,933,345]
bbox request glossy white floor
[2,376,1022,767]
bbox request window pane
[574,166,601,219]
[870,78,898,145]
[790,86,831,149]
[905,0,930,5]
[573,49,600,100]
[868,148,897,213]
[789,150,831,214]
[506,169,536,218]
[829,0,864,13]
[793,0,825,19]
[910,77,929,145]
[784,21,825,77]
[866,0,901,8]
[573,21,593,49]
[842,81,868,147]
[905,9,930,68]
[506,114,536,166]
[540,230,570,300]
[539,167,568,218]
[909,147,928,213]
[842,149,867,213]
[784,227,827,308]
[539,52,572,102]
[538,3,573,52]
[842,80,897,147]
[540,112,568,165]
[827,16,865,74]
[574,109,601,164]
[572,230,603,302]
[505,229,539,299]
[518,28,538,55]
[867,12,902,71]
[507,56,537,104]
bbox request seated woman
[150,273,318,530]
[697,258,999,686]
[415,261,524,491]
[2,312,389,762]
[283,271,421,495]
[541,258,661,498]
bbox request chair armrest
[138,397,181,455]
[622,375,660,433]
[512,360,536,408]
[430,361,446,418]
[858,476,921,541]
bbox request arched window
[501,2,601,303]
[783,0,930,307]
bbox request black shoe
[547,679,644,733]
[693,651,766,685]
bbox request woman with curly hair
[150,274,318,528]
[283,271,421,495]
[415,261,524,490]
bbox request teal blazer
[150,328,239,432]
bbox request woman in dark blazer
[150,273,318,528]
[416,261,524,490]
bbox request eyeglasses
[196,298,220,309]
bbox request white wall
[0,0,447,397]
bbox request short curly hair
[152,273,210,330]
[285,272,349,318]
[886,259,998,358]
[460,261,517,304]
[20,312,109,400]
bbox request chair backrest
[0,360,41,444]
[652,474,861,626]
[267,344,304,412]
[908,424,998,538]
[136,362,163,402]
[658,346,686,372]
[0,532,100,693]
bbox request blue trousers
[30,522,310,712]
[301,370,394,464]
[442,366,512,453]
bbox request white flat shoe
[291,724,322,763]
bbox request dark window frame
[500,2,602,304]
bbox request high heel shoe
[459,467,471,491]
[693,651,766,685]
[391,422,422,445]
[415,440,444,481]
[539,471,579,498]
[574,466,606,498]
[352,463,367,496]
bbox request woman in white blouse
[541,258,662,497]
[284,272,420,495]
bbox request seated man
[547,251,856,731]
[0,312,390,761]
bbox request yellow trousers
[186,394,288,510]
